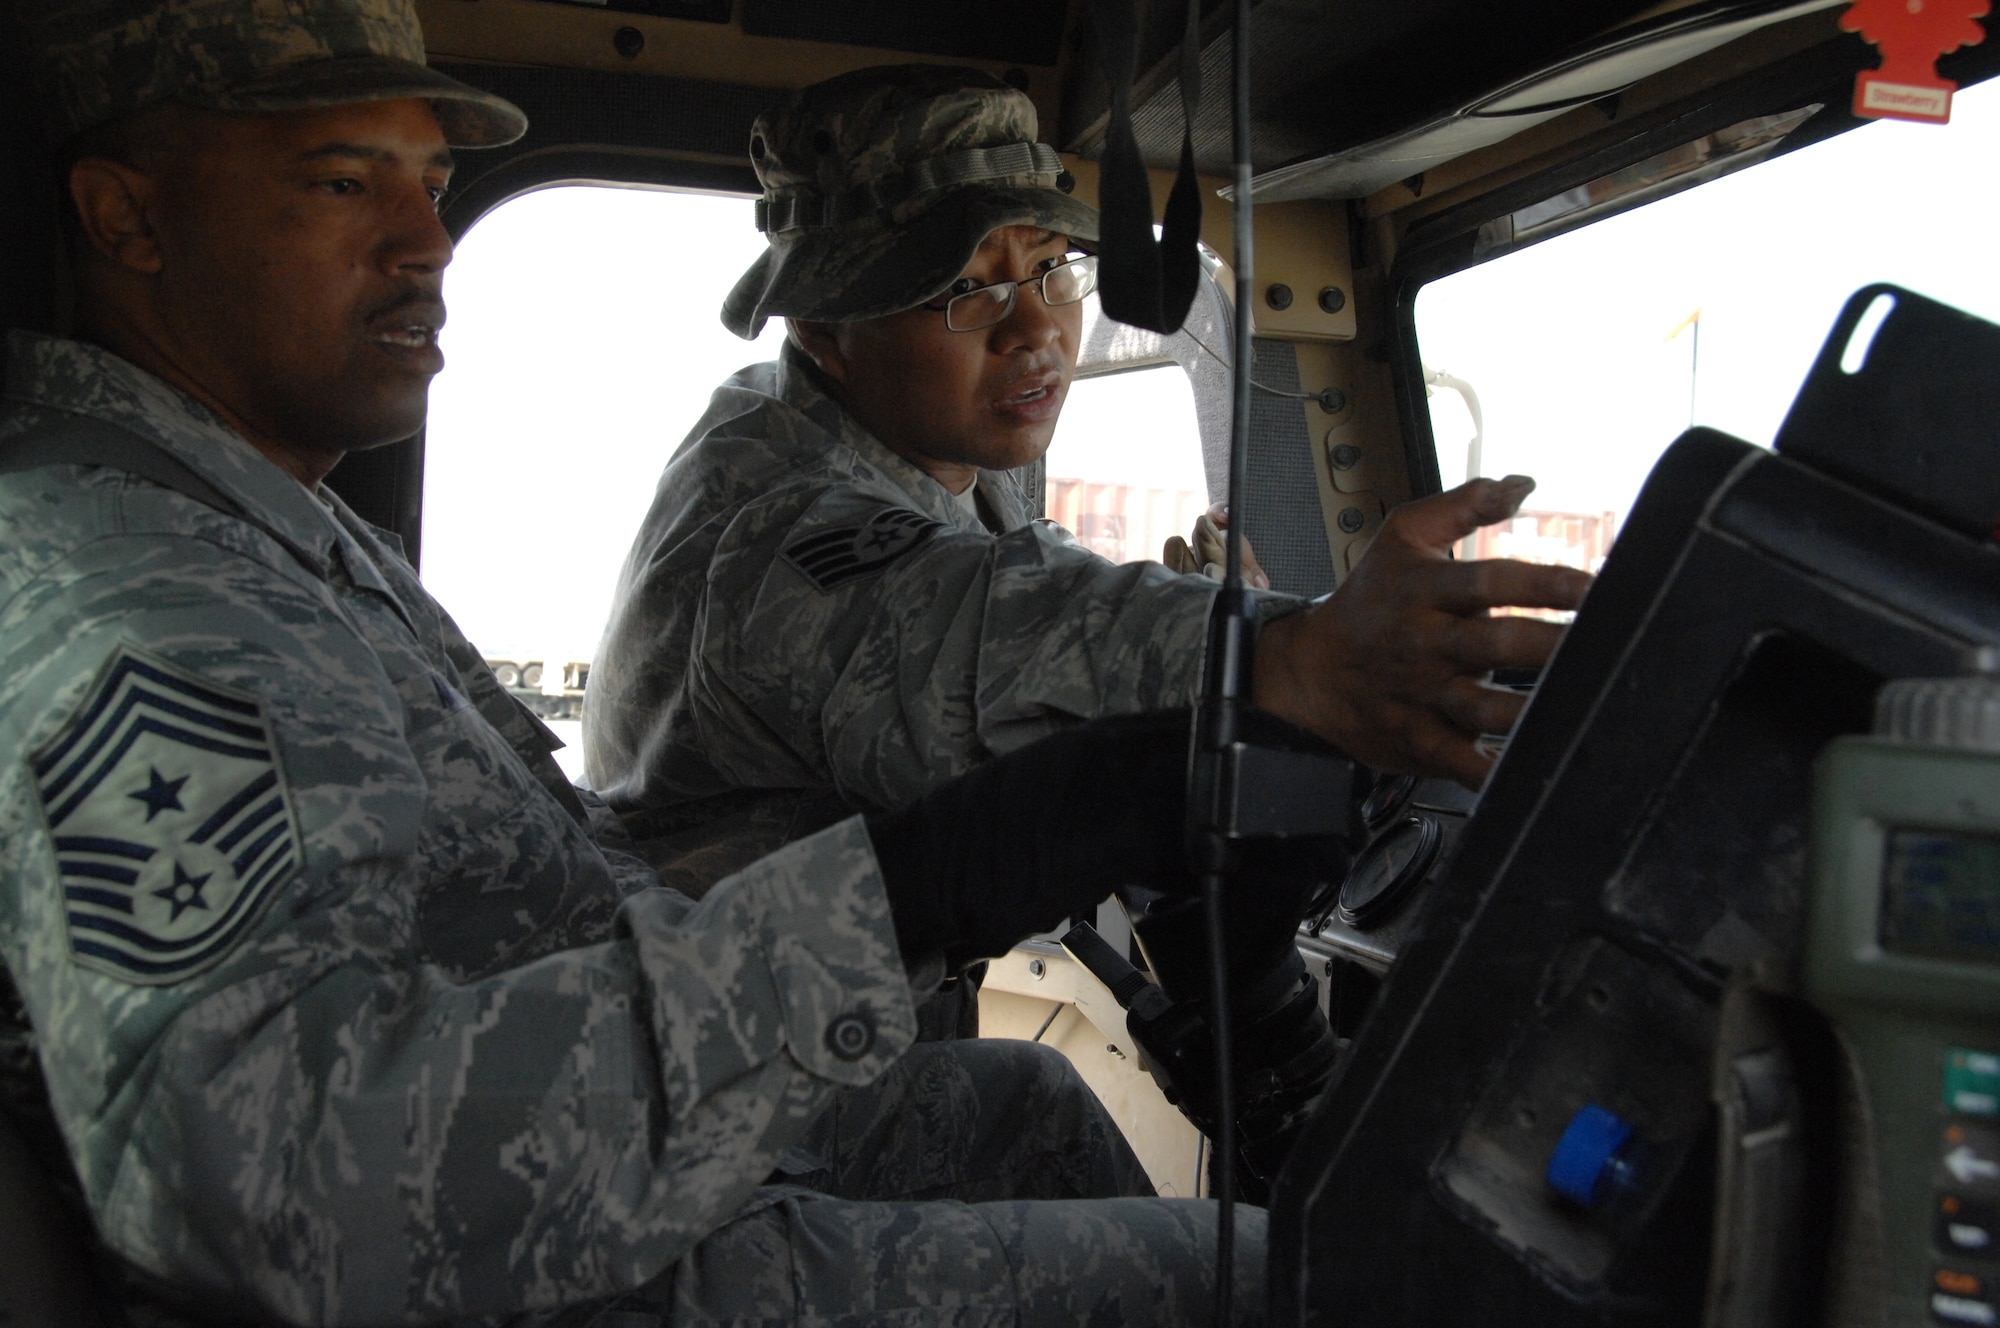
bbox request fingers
[1245,560,1271,591]
[1377,475,1536,553]
[1442,613,1572,674]
[1197,504,1271,589]
[1246,471,1587,788]
[1434,675,1528,739]
[1430,558,1593,617]
[1392,711,1500,789]
[1239,538,1272,590]
[1370,681,1527,788]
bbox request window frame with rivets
[1057,257,1353,598]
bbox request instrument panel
[1297,775,1481,1041]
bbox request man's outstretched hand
[1252,475,1593,788]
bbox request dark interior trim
[441,149,758,242]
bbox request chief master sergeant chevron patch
[30,645,302,986]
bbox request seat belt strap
[0,412,244,517]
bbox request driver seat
[0,1105,110,1328]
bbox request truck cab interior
[3,1,1998,1324]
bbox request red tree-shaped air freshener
[1841,0,1990,123]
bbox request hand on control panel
[1253,475,1593,788]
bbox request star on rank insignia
[781,506,946,592]
[30,645,302,986]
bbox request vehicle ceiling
[1063,0,1693,172]
[417,0,1985,178]
[6,0,1997,332]
[393,0,1995,234]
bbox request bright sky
[424,187,787,666]
[1418,78,2000,522]
[1045,349,1206,496]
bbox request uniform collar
[3,330,345,574]
[773,340,1036,534]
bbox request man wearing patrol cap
[584,67,1587,868]
[0,2,1284,1324]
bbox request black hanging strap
[1088,0,1206,335]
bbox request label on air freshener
[1857,76,1954,122]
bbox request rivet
[612,25,645,59]
[1329,443,1362,471]
[1265,283,1294,311]
[1318,286,1347,315]
[1338,506,1366,534]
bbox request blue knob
[1547,1103,1635,1209]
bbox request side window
[1415,80,2000,574]
[1044,361,1207,566]
[427,189,1212,778]
[424,186,786,775]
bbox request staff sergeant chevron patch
[780,507,946,592]
[30,646,301,986]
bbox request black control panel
[1270,286,2000,1326]
[1933,1061,2000,1325]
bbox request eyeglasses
[925,254,1100,332]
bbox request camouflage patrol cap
[25,0,528,148]
[722,64,1100,340]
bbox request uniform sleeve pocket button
[824,1011,876,1061]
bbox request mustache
[364,288,447,332]
[995,358,1064,392]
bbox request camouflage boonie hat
[722,64,1100,340]
[25,0,528,148]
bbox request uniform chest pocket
[383,664,591,972]
[332,570,598,973]
[387,666,537,834]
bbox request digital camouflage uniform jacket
[0,331,920,1325]
[584,342,1245,825]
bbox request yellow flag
[1665,307,1703,341]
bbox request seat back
[0,7,61,341]
[0,1105,108,1328]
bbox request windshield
[1416,79,2000,571]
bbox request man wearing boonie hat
[0,3,1294,1324]
[583,67,1588,872]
